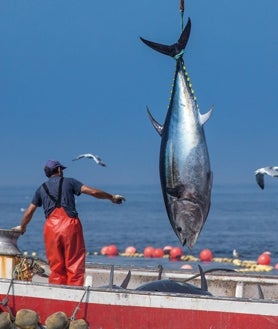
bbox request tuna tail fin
[140,18,191,58]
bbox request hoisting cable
[180,0,185,30]
[0,278,16,321]
[70,285,90,321]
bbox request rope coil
[13,256,47,281]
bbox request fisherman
[16,160,125,286]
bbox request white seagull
[232,249,241,258]
[254,166,278,189]
[72,153,106,167]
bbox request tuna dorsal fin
[199,106,213,126]
[147,106,163,136]
[120,270,131,289]
[198,265,208,292]
[140,18,191,58]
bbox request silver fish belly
[141,18,213,249]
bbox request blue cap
[45,160,66,170]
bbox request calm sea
[1,183,277,273]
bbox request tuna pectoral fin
[140,18,191,58]
[166,185,185,199]
[147,106,163,136]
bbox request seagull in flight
[72,153,106,167]
[254,166,278,189]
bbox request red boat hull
[1,279,278,329]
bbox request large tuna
[141,18,213,249]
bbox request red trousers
[44,207,85,286]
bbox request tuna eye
[177,226,182,232]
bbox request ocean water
[1,183,278,273]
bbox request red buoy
[169,247,183,260]
[199,249,213,262]
[106,244,118,256]
[144,246,154,258]
[152,248,164,258]
[125,246,137,255]
[100,246,108,255]
[275,263,278,270]
[257,253,271,265]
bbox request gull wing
[255,172,265,190]
[72,154,85,161]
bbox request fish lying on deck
[135,265,212,296]
[140,18,213,249]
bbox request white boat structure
[0,229,278,328]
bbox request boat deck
[33,262,278,299]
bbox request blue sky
[1,1,277,188]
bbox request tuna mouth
[172,198,204,248]
[176,226,187,246]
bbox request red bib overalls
[42,179,85,286]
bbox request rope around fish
[180,0,185,30]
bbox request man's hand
[112,194,126,204]
[11,225,25,234]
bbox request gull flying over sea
[254,166,278,189]
[72,153,106,167]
